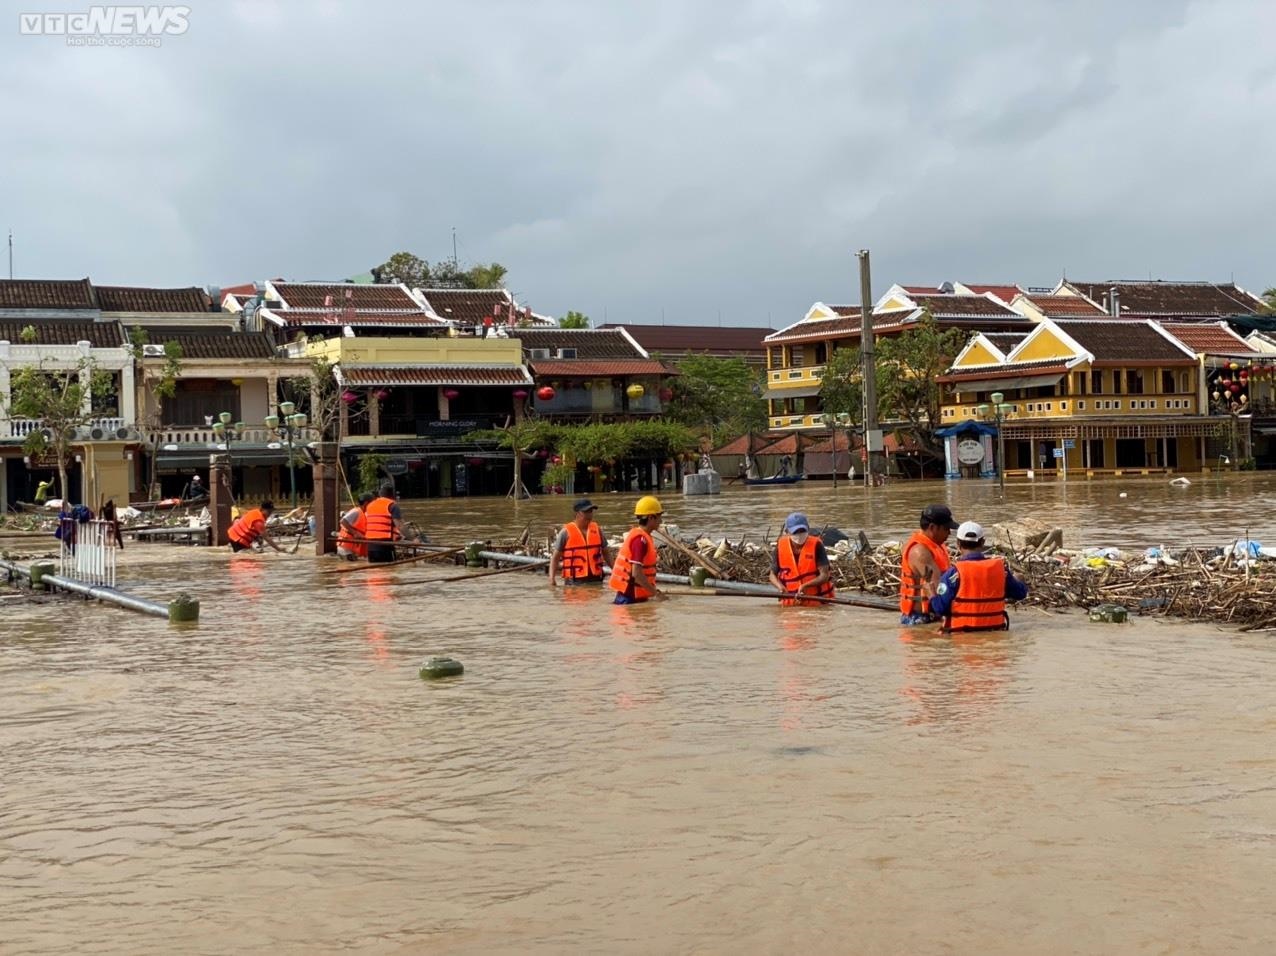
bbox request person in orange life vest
[768,512,834,606]
[364,483,416,564]
[928,521,1028,631]
[549,498,615,587]
[228,500,284,553]
[336,492,375,561]
[899,503,958,625]
[609,495,667,604]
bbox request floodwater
[4,476,1276,955]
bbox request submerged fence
[59,518,118,588]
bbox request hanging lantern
[581,380,593,390]
[467,457,485,467]
[538,449,549,458]
[658,387,674,402]
[374,388,390,402]
[626,383,645,400]
[1229,383,1242,394]
[537,386,555,401]
[550,455,561,464]
[1212,390,1221,401]
[1241,393,1249,403]
[1229,361,1240,370]
[1220,377,1232,386]
[443,388,461,400]
[340,389,359,404]
[512,389,529,400]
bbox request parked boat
[743,474,804,486]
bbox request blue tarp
[935,421,999,438]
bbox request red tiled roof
[1160,322,1257,355]
[754,435,800,455]
[1027,295,1106,317]
[220,282,258,298]
[962,284,1022,303]
[275,283,422,311]
[96,285,210,313]
[277,309,448,328]
[909,294,1022,317]
[599,323,772,353]
[417,289,538,326]
[764,312,915,345]
[530,359,670,376]
[1055,320,1195,363]
[982,332,1030,353]
[0,319,125,347]
[938,360,1071,383]
[1065,281,1264,316]
[0,278,96,310]
[515,328,646,359]
[711,431,790,455]
[340,365,533,387]
[137,326,277,359]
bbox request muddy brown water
[3,476,1276,954]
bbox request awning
[949,372,1064,393]
[764,384,822,399]
[156,445,294,469]
[339,365,533,387]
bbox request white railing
[156,425,321,445]
[1,417,127,440]
[59,518,118,587]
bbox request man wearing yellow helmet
[609,495,666,604]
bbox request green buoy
[420,657,464,679]
[168,593,201,624]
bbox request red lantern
[538,449,549,458]
[1229,383,1242,394]
[443,388,460,400]
[537,386,555,401]
[374,388,390,402]
[658,387,674,403]
[513,389,529,400]
[340,390,358,404]
[467,457,485,467]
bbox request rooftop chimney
[1109,287,1121,317]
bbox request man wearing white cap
[928,521,1028,632]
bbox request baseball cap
[921,504,959,530]
[956,521,985,543]
[784,512,810,534]
[572,498,598,513]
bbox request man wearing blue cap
[549,498,615,587]
[769,512,834,605]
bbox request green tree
[466,262,508,289]
[371,251,431,287]
[664,355,767,446]
[129,326,184,499]
[559,310,590,329]
[817,345,864,430]
[7,360,114,506]
[875,313,968,457]
[1261,287,1276,313]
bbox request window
[1078,371,1088,394]
[1149,400,1157,409]
[1112,370,1123,393]
[1077,400,1086,410]
[1061,401,1069,411]
[1113,400,1122,409]
[1127,370,1144,394]
[1162,370,1176,393]
[813,343,827,364]
[1092,370,1104,394]
[1045,402,1053,411]
[1180,371,1190,393]
[791,346,805,368]
[1058,377,1070,396]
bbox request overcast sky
[2,0,1274,326]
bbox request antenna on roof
[452,227,458,269]
[7,229,11,280]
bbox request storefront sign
[956,438,985,465]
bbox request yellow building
[937,319,1221,477]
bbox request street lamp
[976,390,1013,495]
[821,411,852,489]
[265,399,308,508]
[211,411,244,467]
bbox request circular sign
[956,439,985,465]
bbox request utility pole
[7,230,12,279]
[452,227,458,268]
[857,249,879,486]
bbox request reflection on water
[3,476,1276,954]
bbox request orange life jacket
[775,535,834,606]
[228,508,266,547]
[608,526,658,600]
[338,508,368,557]
[364,497,397,542]
[900,530,951,616]
[944,556,1010,632]
[561,521,605,581]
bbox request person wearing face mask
[769,512,834,606]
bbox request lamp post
[265,399,308,508]
[977,391,1013,495]
[211,410,243,467]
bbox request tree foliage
[559,310,590,329]
[1262,287,1276,314]
[7,360,114,505]
[467,420,698,469]
[875,313,968,454]
[818,345,864,429]
[663,355,767,445]
[371,250,508,290]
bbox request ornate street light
[265,399,308,508]
[977,390,1013,495]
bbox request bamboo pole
[322,547,464,575]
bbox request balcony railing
[155,425,322,445]
[1,417,126,440]
[533,393,663,415]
